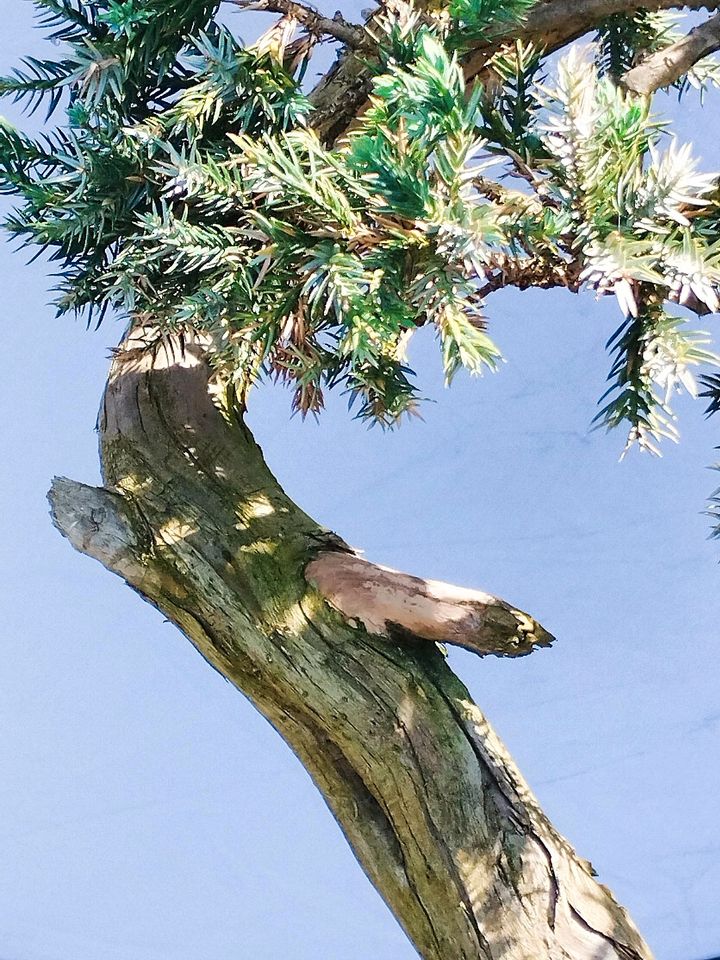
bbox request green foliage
[446,0,536,50]
[1,0,720,457]
[597,307,718,455]
[595,11,676,82]
[531,48,720,451]
[477,41,544,162]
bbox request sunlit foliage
[1,0,720,450]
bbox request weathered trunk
[49,326,654,960]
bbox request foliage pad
[1,0,720,444]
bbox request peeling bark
[306,552,555,658]
[49,327,654,960]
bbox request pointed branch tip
[306,551,555,659]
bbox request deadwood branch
[622,11,720,93]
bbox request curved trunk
[49,327,653,960]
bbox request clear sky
[1,4,719,959]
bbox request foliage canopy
[2,0,720,507]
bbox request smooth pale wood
[49,328,654,960]
[306,552,555,658]
[622,11,720,93]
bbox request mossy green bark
[50,328,654,960]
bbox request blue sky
[1,4,719,959]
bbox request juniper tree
[2,0,720,956]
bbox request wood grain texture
[50,328,654,960]
[306,552,555,658]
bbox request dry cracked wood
[45,2,706,955]
[49,329,653,960]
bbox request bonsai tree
[2,0,720,956]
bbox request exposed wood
[622,11,720,93]
[306,552,555,658]
[49,327,654,960]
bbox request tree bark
[49,326,654,960]
[622,11,720,93]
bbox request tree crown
[2,0,720,477]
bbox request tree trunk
[49,326,654,960]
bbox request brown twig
[227,0,372,49]
[478,255,582,298]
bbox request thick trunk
[49,327,654,960]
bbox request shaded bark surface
[50,328,654,960]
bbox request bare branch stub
[47,477,151,586]
[306,551,555,658]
